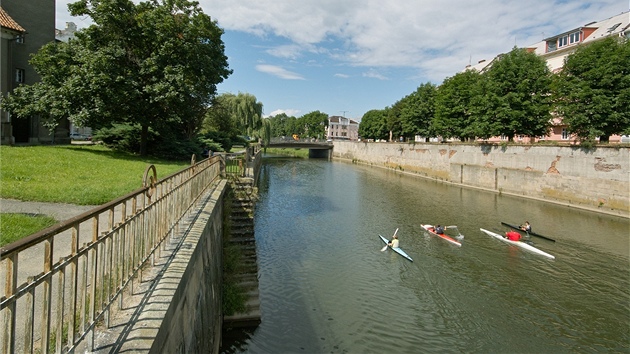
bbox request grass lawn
[1,213,57,247]
[0,144,190,205]
[263,147,310,158]
[1,144,190,243]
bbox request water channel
[222,156,629,353]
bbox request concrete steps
[224,178,261,329]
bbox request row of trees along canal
[359,38,629,146]
[3,0,628,161]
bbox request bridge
[266,138,333,158]
[267,137,333,149]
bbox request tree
[476,47,553,141]
[433,70,481,141]
[553,37,630,142]
[399,82,436,141]
[1,0,231,155]
[299,111,328,139]
[267,113,289,137]
[358,109,389,140]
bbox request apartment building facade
[326,115,359,141]
[0,1,69,145]
[466,11,629,144]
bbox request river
[221,156,629,353]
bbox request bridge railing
[0,155,224,354]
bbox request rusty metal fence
[0,154,231,354]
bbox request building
[0,1,70,145]
[55,22,77,43]
[466,11,629,143]
[326,115,359,141]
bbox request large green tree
[358,109,389,140]
[299,111,328,139]
[433,70,481,141]
[399,82,436,141]
[476,47,553,141]
[553,37,630,142]
[2,0,231,155]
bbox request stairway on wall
[224,177,261,328]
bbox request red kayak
[421,224,462,247]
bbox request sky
[55,0,629,120]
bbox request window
[558,31,580,48]
[558,36,568,48]
[15,68,25,83]
[561,128,569,140]
[15,35,24,44]
[547,41,557,52]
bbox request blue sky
[56,0,629,120]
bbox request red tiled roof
[0,7,26,33]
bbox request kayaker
[435,225,445,234]
[388,234,400,248]
[505,230,521,241]
[520,221,532,233]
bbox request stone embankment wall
[332,141,629,217]
[148,181,227,353]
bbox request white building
[465,11,630,143]
[326,116,359,141]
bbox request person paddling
[520,221,532,233]
[505,229,521,241]
[388,234,400,248]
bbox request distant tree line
[265,111,329,140]
[359,37,630,145]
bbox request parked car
[70,133,91,141]
[621,135,630,143]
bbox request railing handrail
[0,154,227,354]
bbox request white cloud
[255,64,305,80]
[57,0,627,83]
[334,73,350,79]
[362,69,388,81]
[265,109,301,118]
[199,0,625,79]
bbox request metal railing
[1,155,225,353]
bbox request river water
[222,156,629,354]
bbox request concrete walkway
[0,198,98,223]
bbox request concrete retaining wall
[148,180,227,353]
[332,142,629,217]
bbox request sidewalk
[0,198,98,223]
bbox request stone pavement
[0,198,98,224]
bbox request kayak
[420,224,462,247]
[500,221,556,242]
[480,228,555,259]
[379,235,413,262]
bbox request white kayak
[480,228,555,259]
[379,235,413,262]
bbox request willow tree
[1,0,231,155]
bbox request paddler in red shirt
[505,229,521,241]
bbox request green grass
[0,145,189,205]
[263,147,310,158]
[1,213,57,246]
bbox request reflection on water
[221,157,629,354]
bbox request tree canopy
[475,47,553,141]
[2,0,231,155]
[552,37,630,142]
[433,70,481,141]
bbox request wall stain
[546,156,561,174]
[594,157,621,172]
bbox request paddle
[446,225,465,240]
[500,221,556,242]
[381,228,399,251]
